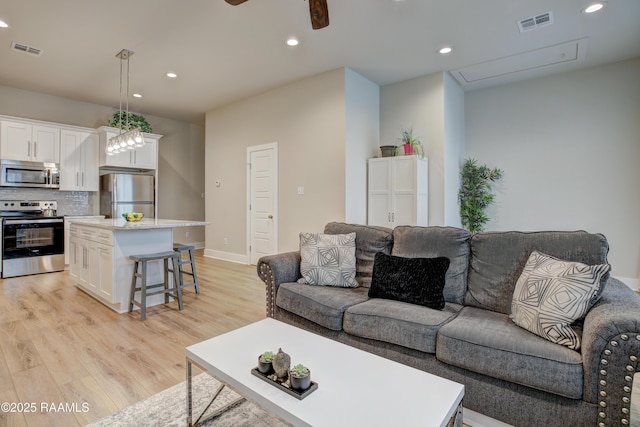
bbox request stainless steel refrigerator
[100,173,155,219]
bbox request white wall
[0,84,206,245]
[380,72,447,225]
[345,68,380,224]
[443,72,465,227]
[465,58,640,285]
[205,69,348,261]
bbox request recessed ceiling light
[133,93,142,98]
[166,72,177,78]
[0,20,9,28]
[286,37,299,47]
[439,47,453,54]
[582,2,606,13]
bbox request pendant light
[106,49,145,155]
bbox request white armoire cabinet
[367,155,428,228]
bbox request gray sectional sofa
[256,222,640,426]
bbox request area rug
[86,373,287,427]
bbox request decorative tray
[250,368,318,400]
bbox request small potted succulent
[289,363,311,391]
[258,351,275,374]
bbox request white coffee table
[186,318,464,427]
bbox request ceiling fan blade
[309,0,329,29]
[225,0,249,5]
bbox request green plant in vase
[398,127,425,159]
[257,350,275,374]
[458,158,503,234]
[289,363,311,391]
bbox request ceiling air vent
[518,11,554,33]
[11,41,43,56]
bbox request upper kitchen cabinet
[97,126,161,171]
[59,129,99,191]
[0,120,60,163]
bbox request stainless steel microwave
[0,159,60,188]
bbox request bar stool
[170,243,200,294]
[128,251,183,320]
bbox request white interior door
[248,143,278,265]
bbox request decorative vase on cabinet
[367,155,428,228]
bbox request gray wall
[205,69,349,261]
[0,85,205,245]
[345,68,380,224]
[465,58,640,285]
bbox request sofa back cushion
[391,226,471,305]
[324,222,394,288]
[465,231,610,314]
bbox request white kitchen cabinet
[59,130,99,191]
[68,232,80,281]
[69,224,114,304]
[97,126,160,170]
[0,120,60,163]
[367,155,428,228]
[65,216,105,266]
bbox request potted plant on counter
[289,363,311,391]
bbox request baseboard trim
[203,249,249,264]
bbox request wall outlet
[224,237,228,245]
[186,231,191,239]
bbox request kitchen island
[68,218,208,313]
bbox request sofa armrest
[582,278,640,424]
[256,251,301,317]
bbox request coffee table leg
[187,359,193,427]
[185,357,246,427]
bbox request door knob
[268,215,273,219]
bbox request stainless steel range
[0,200,64,278]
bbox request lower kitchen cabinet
[69,225,114,304]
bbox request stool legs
[171,253,184,310]
[129,252,184,320]
[172,245,200,294]
[187,247,200,294]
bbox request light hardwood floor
[0,252,266,427]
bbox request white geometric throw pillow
[510,250,610,350]
[297,232,358,287]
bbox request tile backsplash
[0,188,99,215]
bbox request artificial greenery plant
[458,158,503,234]
[109,111,152,133]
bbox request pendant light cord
[118,54,123,135]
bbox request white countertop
[69,218,208,231]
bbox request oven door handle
[4,218,64,225]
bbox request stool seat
[128,251,183,320]
[171,243,200,294]
[130,251,179,262]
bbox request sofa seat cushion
[343,299,463,353]
[436,307,584,399]
[276,283,370,331]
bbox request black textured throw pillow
[368,252,450,309]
